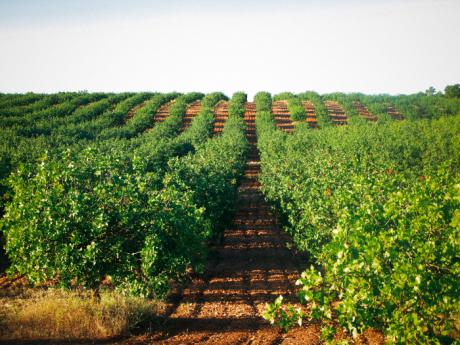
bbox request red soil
[212,101,228,135]
[153,101,175,124]
[272,101,294,133]
[113,102,323,344]
[324,101,348,126]
[0,101,386,344]
[352,101,378,122]
[126,100,150,121]
[180,100,201,132]
[302,101,317,128]
[111,102,385,344]
[386,105,404,120]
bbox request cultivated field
[0,90,459,344]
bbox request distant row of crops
[0,88,459,342]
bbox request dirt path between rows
[116,103,319,345]
[1,102,386,345]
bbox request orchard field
[0,88,459,344]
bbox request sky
[0,0,459,97]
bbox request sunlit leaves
[258,109,460,343]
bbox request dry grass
[0,288,158,341]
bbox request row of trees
[1,92,248,298]
[272,86,460,126]
[256,92,460,343]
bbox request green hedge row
[257,101,460,343]
[1,92,247,299]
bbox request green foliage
[258,113,460,343]
[324,92,364,124]
[291,171,460,343]
[426,86,436,96]
[445,84,460,99]
[175,92,227,147]
[97,92,184,140]
[254,91,272,112]
[262,295,304,332]
[228,92,247,115]
[0,93,175,214]
[273,92,295,101]
[0,93,108,130]
[273,93,307,122]
[1,148,209,298]
[0,93,78,118]
[132,92,224,175]
[391,92,460,120]
[287,98,307,122]
[298,91,332,127]
[0,93,44,110]
[166,92,247,237]
[1,91,247,299]
[53,92,155,141]
[2,88,460,328]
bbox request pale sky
[0,0,459,97]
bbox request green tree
[425,86,436,96]
[444,84,460,98]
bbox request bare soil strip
[271,101,294,133]
[119,102,321,345]
[180,100,201,132]
[153,101,174,124]
[302,101,317,128]
[324,101,348,126]
[212,101,228,135]
[386,105,404,120]
[126,100,150,122]
[0,102,387,345]
[352,101,378,122]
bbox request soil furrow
[386,105,404,120]
[212,101,229,135]
[272,101,294,133]
[353,101,378,122]
[325,100,348,126]
[153,100,174,124]
[302,101,317,128]
[180,100,201,132]
[125,102,312,344]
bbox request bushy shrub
[1,148,209,298]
